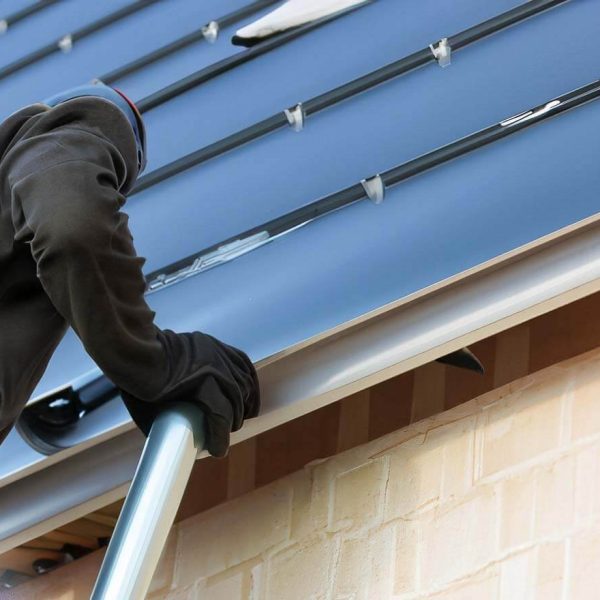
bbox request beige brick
[288,469,315,540]
[571,359,600,439]
[533,456,574,538]
[175,479,291,585]
[385,434,443,520]
[421,486,498,587]
[266,536,337,600]
[333,535,370,599]
[384,417,475,520]
[428,566,499,600]
[148,528,177,595]
[575,443,600,524]
[330,459,387,531]
[499,473,535,551]
[535,541,565,600]
[393,518,419,596]
[250,561,265,599]
[499,548,536,599]
[333,529,395,600]
[439,418,476,501]
[307,461,338,536]
[163,583,198,599]
[568,529,600,598]
[203,571,244,600]
[367,527,395,599]
[478,374,566,478]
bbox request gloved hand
[119,329,260,458]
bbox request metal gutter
[1,215,600,551]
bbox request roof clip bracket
[429,37,451,67]
[284,103,305,132]
[0,19,7,34]
[58,33,73,53]
[202,21,219,43]
[361,174,385,205]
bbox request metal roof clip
[429,37,451,67]
[202,21,219,43]
[284,103,305,132]
[0,19,7,34]
[361,174,385,204]
[58,33,73,52]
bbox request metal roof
[0,0,599,546]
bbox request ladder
[91,402,205,599]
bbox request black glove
[119,329,260,458]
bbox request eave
[1,214,599,552]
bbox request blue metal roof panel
[0,0,252,115]
[0,0,597,432]
[0,0,134,66]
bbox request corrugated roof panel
[0,0,251,115]
[0,0,598,473]
[2,0,592,402]
[0,0,135,68]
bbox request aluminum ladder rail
[91,402,206,599]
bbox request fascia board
[1,216,600,550]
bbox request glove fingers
[119,330,260,458]
[192,375,235,458]
[120,375,237,458]
[203,334,260,420]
